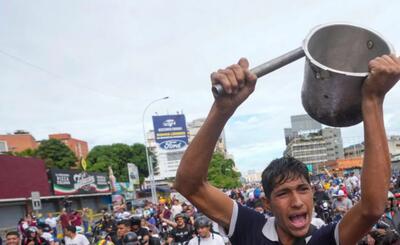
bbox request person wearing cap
[130,218,149,245]
[166,213,194,244]
[122,232,140,245]
[332,190,353,221]
[187,217,225,245]
[97,213,117,238]
[22,226,48,245]
[378,191,400,233]
[37,225,55,245]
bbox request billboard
[50,169,111,195]
[127,163,140,185]
[114,182,135,200]
[152,114,189,151]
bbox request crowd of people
[4,173,400,245]
[1,195,231,245]
[1,207,91,245]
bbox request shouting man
[175,54,400,245]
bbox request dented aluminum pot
[301,23,394,127]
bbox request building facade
[388,136,400,157]
[49,133,89,159]
[344,143,365,159]
[343,135,400,159]
[283,114,344,172]
[187,118,227,155]
[0,133,38,153]
[244,170,262,183]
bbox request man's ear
[262,196,272,212]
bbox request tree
[35,139,77,169]
[208,152,241,189]
[86,143,156,184]
[15,148,37,157]
[130,143,157,184]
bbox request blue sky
[1,0,400,173]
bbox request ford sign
[163,119,176,127]
[159,140,187,150]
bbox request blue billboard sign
[152,114,189,151]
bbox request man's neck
[70,233,77,239]
[200,232,211,239]
[275,222,295,245]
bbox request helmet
[27,226,38,233]
[42,225,52,233]
[194,216,212,230]
[99,231,109,239]
[27,226,38,237]
[76,226,84,234]
[122,232,140,245]
[336,190,345,197]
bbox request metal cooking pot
[212,23,395,127]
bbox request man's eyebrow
[273,187,291,194]
[274,183,310,192]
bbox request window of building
[0,141,8,152]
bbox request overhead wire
[0,48,134,102]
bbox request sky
[1,0,400,173]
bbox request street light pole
[142,96,169,204]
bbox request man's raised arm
[338,54,400,245]
[174,58,257,229]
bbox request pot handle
[212,47,305,97]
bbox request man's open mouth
[288,213,308,229]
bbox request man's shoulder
[213,233,225,242]
[308,222,339,244]
[76,234,89,240]
[187,236,198,245]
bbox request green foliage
[86,143,156,184]
[15,148,37,157]
[208,153,241,189]
[35,139,77,169]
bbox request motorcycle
[316,200,333,223]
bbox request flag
[81,158,87,171]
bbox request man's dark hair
[6,231,19,237]
[130,218,140,227]
[65,225,76,233]
[117,219,131,227]
[261,156,310,199]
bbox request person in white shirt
[45,212,59,239]
[188,216,225,245]
[64,225,89,245]
[171,199,183,218]
[349,172,360,189]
